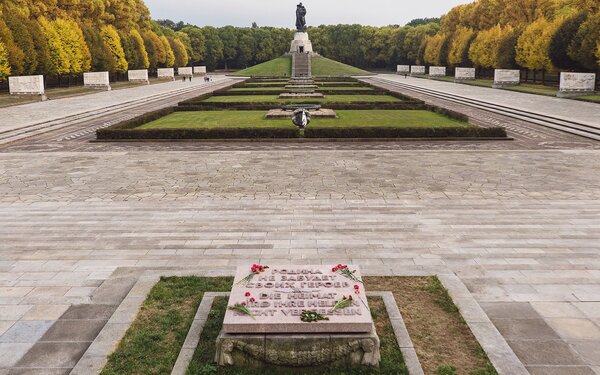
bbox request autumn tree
[100,25,127,73]
[39,17,70,75]
[159,35,175,67]
[4,11,37,74]
[549,12,587,70]
[0,18,25,75]
[180,26,206,64]
[169,37,188,67]
[142,30,164,70]
[516,17,560,72]
[447,27,475,66]
[82,23,114,72]
[0,41,10,79]
[423,33,448,66]
[52,18,91,74]
[568,12,600,69]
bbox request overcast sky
[144,0,471,28]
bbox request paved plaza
[0,77,599,374]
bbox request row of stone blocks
[7,66,207,97]
[396,65,596,97]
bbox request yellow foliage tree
[52,18,91,74]
[596,41,600,66]
[129,29,149,69]
[100,25,128,73]
[516,17,560,71]
[0,41,10,79]
[38,17,70,75]
[169,38,188,67]
[160,35,175,67]
[447,27,475,66]
[423,33,447,65]
[468,27,496,68]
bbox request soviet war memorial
[0,0,599,375]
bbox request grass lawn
[139,110,468,130]
[101,276,496,375]
[202,94,401,103]
[101,276,233,375]
[502,84,557,96]
[311,56,372,76]
[232,57,292,77]
[576,94,600,103]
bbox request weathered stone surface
[410,66,426,75]
[285,84,318,89]
[223,265,373,334]
[494,69,520,87]
[127,69,149,83]
[455,67,476,80]
[9,75,45,95]
[178,67,193,76]
[193,66,207,75]
[558,72,596,97]
[83,72,110,90]
[396,65,410,74]
[290,32,313,54]
[215,327,380,368]
[265,108,337,119]
[429,66,446,77]
[157,68,175,80]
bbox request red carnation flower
[249,297,256,302]
[245,292,251,297]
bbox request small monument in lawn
[216,264,380,369]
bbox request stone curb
[171,292,229,375]
[368,291,424,375]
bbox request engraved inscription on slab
[560,72,595,92]
[178,67,193,76]
[455,67,476,80]
[84,72,110,87]
[9,75,45,95]
[397,65,410,73]
[157,68,175,79]
[429,66,446,76]
[411,65,425,74]
[223,265,373,334]
[494,69,520,84]
[128,69,149,81]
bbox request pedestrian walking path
[0,75,234,134]
[376,74,600,129]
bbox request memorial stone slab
[83,72,111,90]
[397,65,410,74]
[9,75,45,96]
[223,265,373,334]
[410,65,426,75]
[455,67,476,80]
[157,68,175,80]
[193,66,207,75]
[178,67,193,77]
[558,72,596,97]
[493,69,520,88]
[128,69,149,84]
[429,66,446,77]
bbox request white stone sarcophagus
[157,68,175,80]
[429,66,446,77]
[396,65,410,74]
[128,69,149,84]
[9,75,45,98]
[410,65,426,75]
[83,72,111,90]
[455,67,476,81]
[493,69,520,88]
[178,67,193,77]
[557,72,596,98]
[193,66,207,75]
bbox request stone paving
[0,75,599,374]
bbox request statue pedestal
[290,32,313,54]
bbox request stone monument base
[492,82,519,89]
[10,93,47,101]
[556,90,595,98]
[290,32,314,54]
[215,325,380,369]
[265,108,337,119]
[285,84,318,89]
[85,84,111,91]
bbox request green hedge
[97,127,300,140]
[304,126,507,138]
